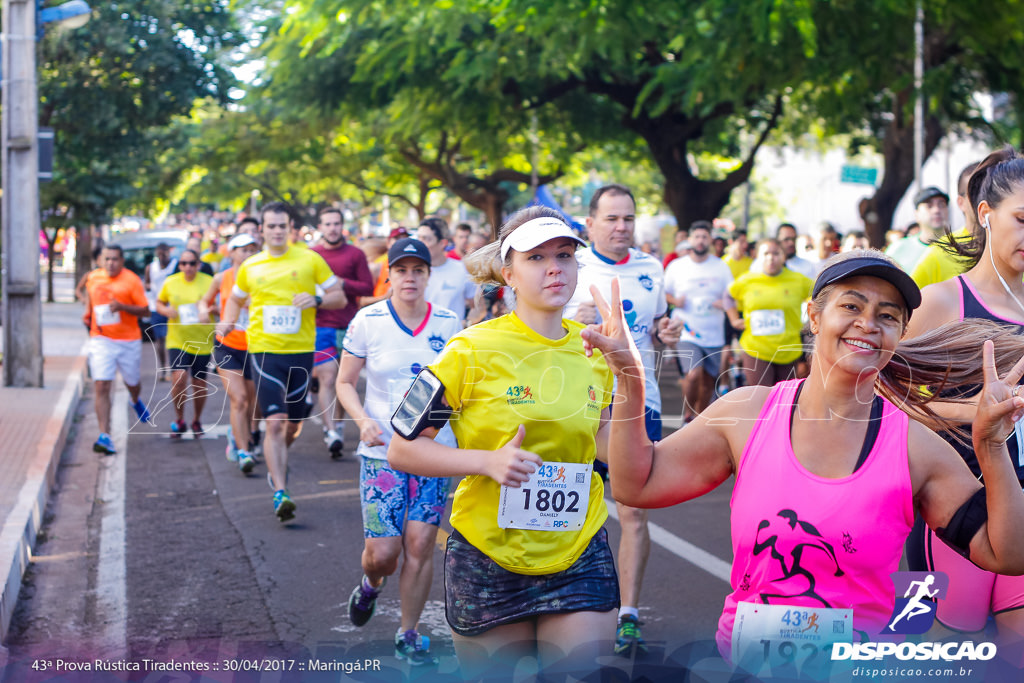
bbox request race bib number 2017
[497,461,591,531]
[262,305,301,334]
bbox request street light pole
[913,0,924,197]
[2,0,43,387]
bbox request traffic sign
[840,165,878,186]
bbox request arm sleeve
[313,252,337,287]
[234,263,250,297]
[341,309,368,358]
[594,351,616,410]
[727,278,743,309]
[800,274,814,297]
[344,249,376,298]
[428,335,474,413]
[653,266,668,318]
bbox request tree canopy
[37,0,241,224]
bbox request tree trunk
[74,225,92,295]
[631,107,771,232]
[661,169,749,233]
[859,95,944,248]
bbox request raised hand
[579,278,643,376]
[974,339,1024,445]
[489,425,542,488]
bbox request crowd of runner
[77,148,1024,677]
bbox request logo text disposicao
[831,641,996,662]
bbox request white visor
[500,217,587,261]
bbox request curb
[0,353,88,643]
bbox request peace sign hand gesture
[579,278,643,378]
[974,340,1024,446]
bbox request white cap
[228,234,256,250]
[500,217,586,261]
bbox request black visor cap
[812,257,922,314]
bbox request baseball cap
[913,186,949,207]
[228,234,256,250]
[388,238,431,267]
[388,227,409,240]
[499,217,587,261]
[812,254,921,314]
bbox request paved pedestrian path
[0,301,88,644]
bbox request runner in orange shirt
[83,245,153,454]
[200,234,261,473]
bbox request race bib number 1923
[497,461,591,531]
[732,602,851,680]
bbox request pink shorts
[925,526,1024,632]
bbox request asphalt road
[3,297,740,682]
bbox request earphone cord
[987,224,1024,317]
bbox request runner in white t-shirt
[143,242,178,380]
[663,221,735,420]
[337,237,460,666]
[416,217,476,323]
[562,184,681,656]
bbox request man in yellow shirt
[910,161,981,288]
[217,202,347,521]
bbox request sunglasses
[179,260,199,266]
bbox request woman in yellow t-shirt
[388,207,617,677]
[157,249,215,437]
[727,237,813,386]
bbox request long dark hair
[938,147,1024,269]
[810,250,1024,440]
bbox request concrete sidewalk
[0,301,89,645]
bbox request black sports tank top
[939,276,1024,483]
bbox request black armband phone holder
[391,369,452,440]
[935,487,988,561]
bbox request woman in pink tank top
[583,249,1024,677]
[901,149,1024,664]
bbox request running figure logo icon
[885,571,948,634]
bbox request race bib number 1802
[497,461,591,531]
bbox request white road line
[605,498,731,584]
[95,383,129,657]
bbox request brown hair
[938,147,1024,269]
[809,249,1024,439]
[464,206,571,286]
